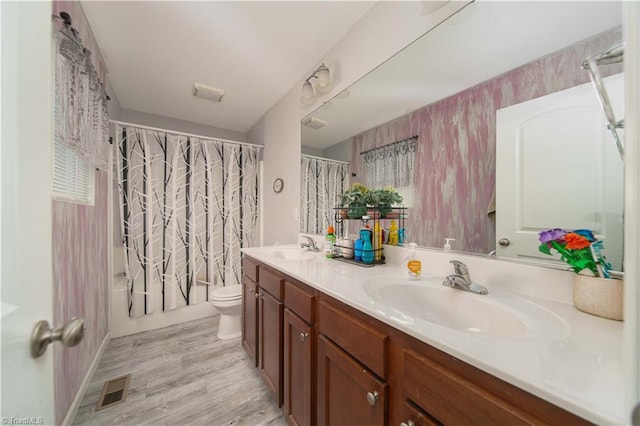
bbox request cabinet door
[284,308,315,426]
[317,335,387,426]
[400,401,442,426]
[242,278,258,366]
[259,290,284,406]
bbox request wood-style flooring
[73,316,285,425]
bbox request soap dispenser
[444,238,455,252]
[389,220,399,245]
[404,242,422,279]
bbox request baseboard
[62,332,111,426]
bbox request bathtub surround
[300,155,349,235]
[348,27,623,255]
[115,123,261,318]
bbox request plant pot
[348,204,367,219]
[384,211,399,219]
[378,203,392,218]
[573,275,623,321]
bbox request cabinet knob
[299,332,309,342]
[255,292,260,298]
[249,288,255,293]
[366,391,379,406]
[400,422,415,426]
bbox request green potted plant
[339,183,369,218]
[367,186,403,218]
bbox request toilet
[208,284,243,340]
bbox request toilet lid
[210,285,242,300]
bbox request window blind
[53,138,94,204]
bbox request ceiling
[301,1,622,150]
[81,1,375,134]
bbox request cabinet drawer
[260,267,284,300]
[401,401,442,426]
[319,300,387,379]
[285,281,315,324]
[403,349,537,425]
[243,256,259,282]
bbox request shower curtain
[115,124,260,318]
[300,155,349,235]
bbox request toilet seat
[210,285,242,301]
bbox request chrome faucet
[443,260,488,295]
[300,236,320,252]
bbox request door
[1,1,56,422]
[496,73,624,268]
[317,335,387,426]
[284,308,314,426]
[258,289,283,406]
[242,277,259,366]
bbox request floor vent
[96,374,131,411]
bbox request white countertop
[242,244,625,425]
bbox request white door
[1,1,56,423]
[496,73,624,269]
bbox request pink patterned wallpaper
[52,2,110,424]
[52,172,109,424]
[351,28,622,254]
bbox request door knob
[31,317,85,358]
[498,238,511,247]
[366,390,379,406]
[299,332,309,342]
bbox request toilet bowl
[208,284,243,340]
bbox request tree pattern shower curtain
[116,124,260,318]
[300,155,349,235]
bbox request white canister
[339,238,354,258]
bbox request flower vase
[573,275,623,321]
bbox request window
[362,136,416,207]
[52,138,95,205]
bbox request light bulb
[301,81,314,104]
[316,80,333,94]
[316,64,330,88]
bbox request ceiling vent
[302,117,328,130]
[193,83,224,102]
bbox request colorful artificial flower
[564,232,591,249]
[537,228,611,277]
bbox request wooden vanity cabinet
[258,267,285,407]
[241,257,259,366]
[242,257,593,426]
[283,281,317,426]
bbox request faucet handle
[449,260,472,283]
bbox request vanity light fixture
[193,83,224,102]
[301,63,333,105]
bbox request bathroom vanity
[240,245,624,425]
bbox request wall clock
[273,177,284,193]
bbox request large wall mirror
[301,1,624,271]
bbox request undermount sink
[264,246,319,261]
[364,277,569,340]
